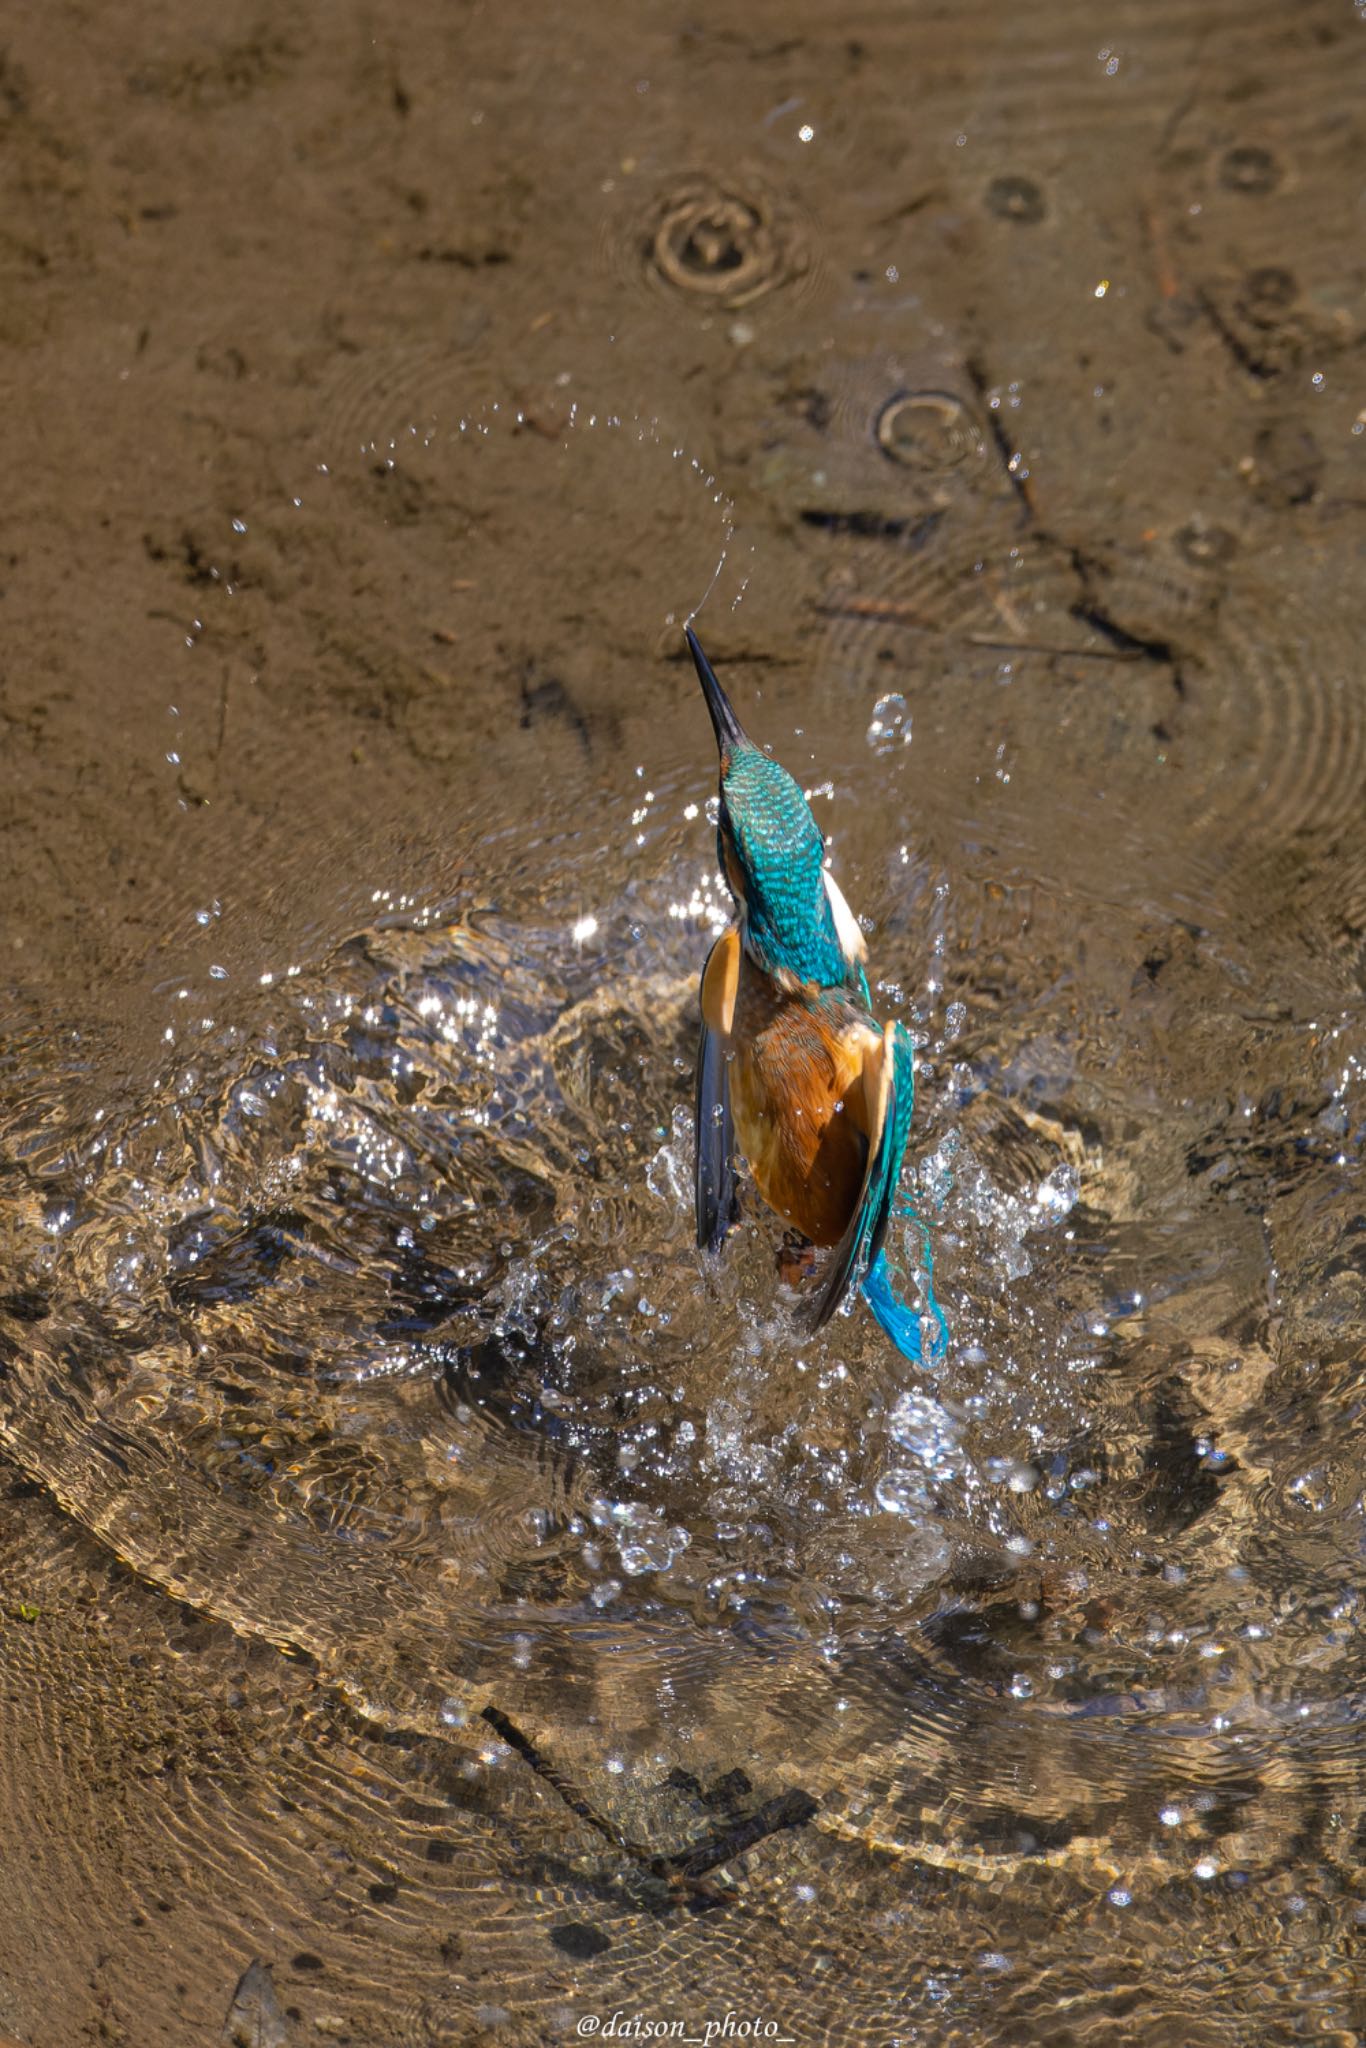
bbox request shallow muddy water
[1,3,1364,2043]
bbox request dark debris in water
[481,1704,818,1909]
[1138,1382,1227,1537]
[0,1291,50,1323]
[221,1959,289,2048]
[549,1919,612,1959]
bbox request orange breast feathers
[700,929,882,1247]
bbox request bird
[685,625,945,1364]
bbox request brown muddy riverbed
[1,3,1364,2044]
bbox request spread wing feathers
[809,1019,915,1331]
[695,929,741,1254]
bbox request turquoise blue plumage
[714,747,856,993]
[862,1248,946,1365]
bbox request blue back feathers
[721,745,852,988]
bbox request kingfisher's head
[686,626,866,991]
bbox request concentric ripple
[811,511,1366,936]
[309,335,504,465]
[874,389,988,474]
[603,169,819,316]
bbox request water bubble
[888,1389,963,1479]
[1288,1468,1331,1512]
[867,692,912,754]
[614,1499,690,1576]
[1032,1164,1079,1222]
[875,1466,928,1515]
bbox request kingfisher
[686,626,945,1363]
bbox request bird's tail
[861,1244,949,1367]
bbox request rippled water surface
[1,2,1364,2043]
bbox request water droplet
[875,1466,927,1515]
[866,692,912,753]
[888,1390,963,1478]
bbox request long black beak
[685,626,746,758]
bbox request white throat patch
[823,869,867,965]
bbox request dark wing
[809,1020,915,1330]
[695,1015,738,1253]
[695,929,742,1254]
